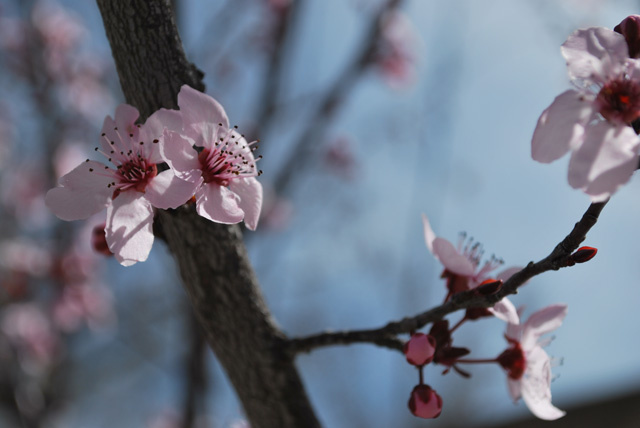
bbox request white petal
[195,183,244,224]
[45,161,113,221]
[507,378,522,402]
[145,170,199,209]
[568,123,639,198]
[159,130,200,175]
[521,304,567,350]
[105,191,154,266]
[431,238,476,276]
[229,177,263,230]
[178,85,229,142]
[531,90,595,163]
[561,27,628,84]
[489,298,519,324]
[521,347,565,420]
[421,213,437,253]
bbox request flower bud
[408,384,443,419]
[403,333,436,366]
[475,278,503,296]
[615,15,640,58]
[91,224,112,256]
[569,246,597,264]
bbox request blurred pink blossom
[259,185,293,231]
[375,11,421,89]
[324,135,356,179]
[52,283,115,332]
[2,304,58,370]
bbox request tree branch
[289,200,607,354]
[271,0,403,195]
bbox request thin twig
[288,200,607,355]
[271,0,403,195]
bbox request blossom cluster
[45,85,264,266]
[405,215,571,421]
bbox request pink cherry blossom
[159,85,263,230]
[2,303,59,370]
[421,213,519,323]
[497,304,567,420]
[532,27,640,201]
[46,104,198,266]
[375,11,421,89]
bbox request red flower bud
[475,278,503,296]
[91,223,112,256]
[408,384,443,419]
[615,15,640,58]
[403,333,436,366]
[569,246,597,264]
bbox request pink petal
[521,304,567,350]
[159,130,200,177]
[561,27,628,83]
[142,109,184,164]
[531,90,595,163]
[195,183,244,224]
[45,161,113,221]
[143,108,183,137]
[431,237,476,276]
[178,85,229,142]
[421,213,436,253]
[568,123,639,199]
[229,177,263,230]
[521,347,565,420]
[489,298,519,324]
[114,104,140,137]
[145,170,199,210]
[507,378,521,402]
[105,191,154,266]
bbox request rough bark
[96,1,321,427]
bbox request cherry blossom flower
[497,304,567,420]
[531,27,640,201]
[159,85,263,230]
[421,213,519,323]
[45,104,197,266]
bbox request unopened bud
[403,333,436,366]
[408,384,443,419]
[568,246,597,265]
[475,278,503,296]
[615,15,640,58]
[91,224,112,256]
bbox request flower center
[197,128,262,186]
[113,157,157,196]
[497,342,526,380]
[596,78,640,124]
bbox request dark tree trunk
[95,1,321,427]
